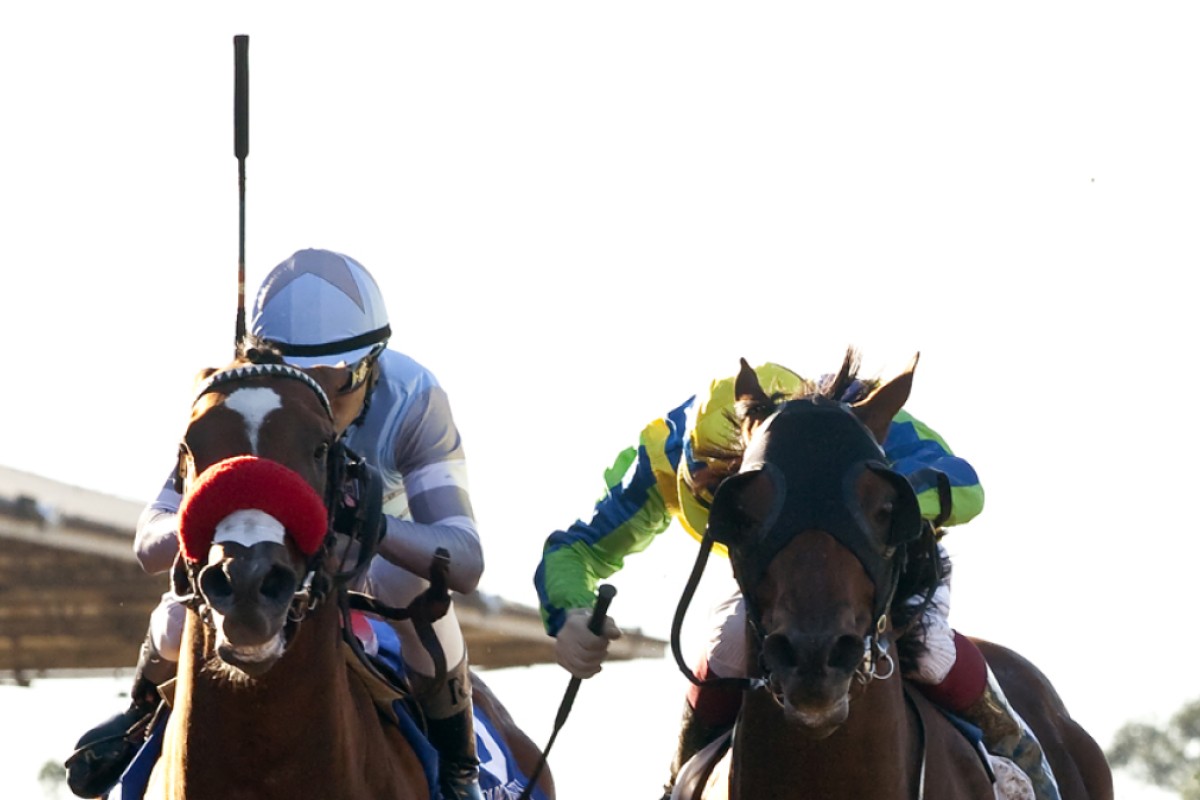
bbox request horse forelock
[701,349,878,488]
[236,334,286,364]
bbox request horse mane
[699,347,945,667]
[890,534,951,675]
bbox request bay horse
[675,352,1111,800]
[130,347,553,800]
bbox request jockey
[68,249,487,800]
[534,361,1062,800]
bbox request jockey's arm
[133,474,182,574]
[883,409,985,527]
[535,441,673,636]
[372,384,484,595]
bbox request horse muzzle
[761,630,862,737]
[199,540,301,675]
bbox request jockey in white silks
[68,249,486,800]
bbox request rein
[671,532,765,692]
[902,683,930,799]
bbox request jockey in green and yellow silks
[533,360,1062,800]
[534,362,981,633]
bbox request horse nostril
[762,633,797,670]
[199,565,233,605]
[828,634,864,672]
[260,564,297,604]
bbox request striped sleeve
[133,470,183,574]
[376,384,483,594]
[883,409,984,527]
[534,401,692,635]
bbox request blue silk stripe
[664,399,691,471]
[535,443,661,633]
[541,444,657,553]
[533,561,564,634]
[884,419,980,492]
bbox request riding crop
[515,583,616,800]
[232,34,249,351]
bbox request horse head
[171,344,378,678]
[706,351,926,738]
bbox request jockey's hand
[555,607,621,679]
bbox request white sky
[1,3,1197,798]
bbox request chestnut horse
[130,349,553,800]
[677,353,1111,800]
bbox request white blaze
[212,508,288,549]
[224,387,282,453]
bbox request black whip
[516,584,617,800]
[233,34,249,352]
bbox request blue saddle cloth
[112,620,547,800]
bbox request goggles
[341,343,385,394]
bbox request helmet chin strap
[342,359,380,433]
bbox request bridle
[671,530,898,699]
[672,397,927,695]
[170,361,384,640]
[169,359,454,684]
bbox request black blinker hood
[710,397,922,624]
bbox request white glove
[555,607,622,679]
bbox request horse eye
[314,442,330,461]
[874,500,894,527]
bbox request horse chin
[782,695,850,738]
[770,678,851,739]
[213,630,287,679]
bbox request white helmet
[250,249,390,367]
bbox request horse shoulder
[340,664,430,797]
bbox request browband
[194,363,333,419]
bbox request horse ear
[735,358,775,440]
[734,358,770,406]
[191,367,219,393]
[707,469,779,548]
[852,353,918,443]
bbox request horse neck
[730,673,922,800]
[160,596,391,798]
